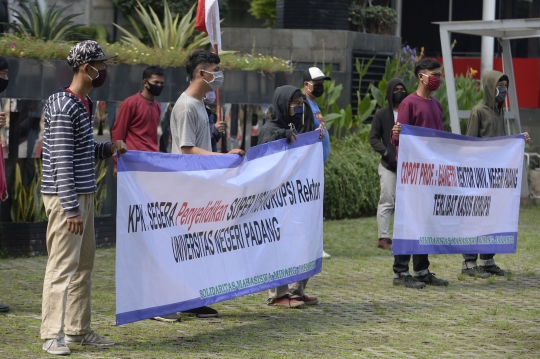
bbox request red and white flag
[196,0,221,52]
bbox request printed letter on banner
[393,125,524,255]
[116,131,324,325]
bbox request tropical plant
[316,60,376,140]
[370,45,422,110]
[10,159,46,223]
[2,0,88,41]
[349,2,397,35]
[247,0,276,28]
[113,0,210,51]
[112,0,229,19]
[74,24,109,43]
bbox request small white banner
[393,125,524,255]
[116,132,324,325]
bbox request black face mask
[146,82,164,97]
[0,78,8,94]
[310,83,324,98]
[495,86,507,103]
[393,91,407,104]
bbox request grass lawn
[1,206,539,358]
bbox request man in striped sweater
[40,40,127,356]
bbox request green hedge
[324,134,380,219]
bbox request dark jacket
[258,85,314,145]
[206,107,221,152]
[466,70,507,138]
[369,78,407,172]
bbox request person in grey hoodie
[369,78,408,251]
[462,70,530,278]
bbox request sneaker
[181,306,218,318]
[462,266,491,278]
[393,274,426,288]
[377,238,392,250]
[415,272,449,286]
[480,264,510,276]
[42,338,70,355]
[153,313,181,322]
[0,303,9,312]
[268,295,305,308]
[295,295,319,305]
[322,250,331,259]
[65,330,114,346]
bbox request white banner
[116,132,324,325]
[393,125,524,255]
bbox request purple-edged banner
[392,125,524,255]
[116,131,324,325]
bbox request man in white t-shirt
[156,50,244,322]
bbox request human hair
[414,58,441,78]
[290,90,305,105]
[186,50,220,80]
[72,61,95,74]
[143,66,164,81]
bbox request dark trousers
[393,254,430,274]
[463,253,495,261]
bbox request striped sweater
[41,88,113,217]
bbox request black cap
[303,67,331,82]
[67,40,116,68]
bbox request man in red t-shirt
[391,58,449,289]
[111,66,164,175]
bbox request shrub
[324,133,380,219]
[349,4,397,35]
[247,0,276,28]
[2,0,88,41]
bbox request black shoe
[0,304,9,312]
[415,272,449,286]
[480,265,510,276]
[393,274,426,289]
[462,267,491,278]
[181,306,218,318]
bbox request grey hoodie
[466,70,508,138]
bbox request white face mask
[203,91,216,104]
[202,70,224,91]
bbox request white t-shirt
[393,110,398,123]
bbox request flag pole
[213,43,222,125]
[213,42,226,152]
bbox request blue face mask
[291,104,304,124]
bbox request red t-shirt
[111,92,161,153]
[391,92,443,157]
[67,88,90,116]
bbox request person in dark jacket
[258,85,324,307]
[258,85,316,145]
[369,78,407,250]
